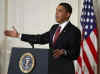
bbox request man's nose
[56,12,59,16]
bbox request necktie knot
[57,26,61,32]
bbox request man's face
[56,5,70,24]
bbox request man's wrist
[17,33,21,39]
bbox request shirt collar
[59,20,69,31]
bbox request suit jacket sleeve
[64,29,81,60]
[21,31,50,44]
[20,25,56,45]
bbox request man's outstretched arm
[4,26,50,44]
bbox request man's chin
[56,21,62,24]
[56,20,61,24]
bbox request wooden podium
[8,48,48,74]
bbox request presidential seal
[19,52,35,73]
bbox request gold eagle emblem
[19,52,35,73]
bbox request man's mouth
[56,16,59,19]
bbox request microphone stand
[29,42,34,48]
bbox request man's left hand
[53,49,64,59]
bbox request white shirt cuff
[63,49,67,55]
[19,34,22,39]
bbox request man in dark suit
[5,3,81,74]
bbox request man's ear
[66,12,71,18]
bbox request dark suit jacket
[21,22,81,74]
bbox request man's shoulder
[68,22,81,34]
[50,24,58,30]
[52,24,58,27]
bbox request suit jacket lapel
[59,22,71,38]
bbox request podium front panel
[8,48,48,74]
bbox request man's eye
[58,10,62,12]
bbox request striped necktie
[53,26,61,45]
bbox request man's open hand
[4,26,19,38]
[53,49,64,59]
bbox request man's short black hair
[59,3,72,14]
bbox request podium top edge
[12,47,49,50]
